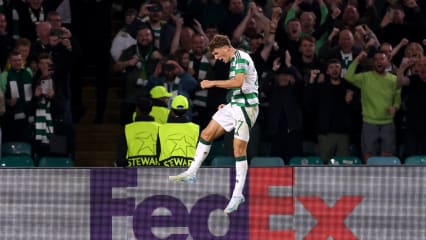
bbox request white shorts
[212,104,259,142]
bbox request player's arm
[200,73,245,89]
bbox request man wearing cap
[117,97,160,167]
[167,94,191,123]
[149,85,171,124]
[159,95,200,167]
[169,34,259,214]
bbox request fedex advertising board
[0,167,425,239]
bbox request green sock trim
[199,137,212,145]
[235,156,247,162]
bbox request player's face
[212,46,230,63]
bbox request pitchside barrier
[0,167,425,240]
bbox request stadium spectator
[187,33,214,128]
[380,4,420,46]
[110,8,138,62]
[0,13,14,71]
[345,51,401,162]
[266,51,304,163]
[379,39,409,74]
[4,38,34,74]
[0,51,34,143]
[305,59,356,162]
[397,57,426,156]
[47,11,84,123]
[219,0,246,38]
[232,1,270,52]
[319,29,362,76]
[292,36,321,142]
[8,0,64,41]
[113,25,162,125]
[148,58,197,119]
[32,53,55,156]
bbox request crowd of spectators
[1,0,426,164]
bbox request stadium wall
[0,167,425,239]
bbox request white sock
[186,139,211,175]
[232,159,248,197]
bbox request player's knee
[233,143,247,157]
[233,149,246,158]
[200,129,214,142]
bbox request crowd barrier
[0,167,425,239]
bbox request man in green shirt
[345,51,401,163]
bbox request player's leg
[224,105,258,214]
[224,138,248,214]
[169,119,225,182]
[186,120,226,174]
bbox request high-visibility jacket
[158,122,199,167]
[150,106,170,124]
[125,121,160,167]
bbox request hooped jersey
[228,50,259,107]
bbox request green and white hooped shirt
[229,50,259,107]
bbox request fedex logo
[90,168,362,240]
[249,168,363,240]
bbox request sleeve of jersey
[235,58,249,74]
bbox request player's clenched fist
[200,80,215,89]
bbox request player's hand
[200,80,215,89]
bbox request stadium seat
[329,156,362,165]
[257,141,271,157]
[289,156,323,166]
[250,157,285,166]
[349,144,360,157]
[2,142,32,156]
[366,156,401,165]
[0,155,35,167]
[38,156,74,167]
[404,155,426,165]
[302,141,318,156]
[211,156,235,167]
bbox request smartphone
[41,79,53,95]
